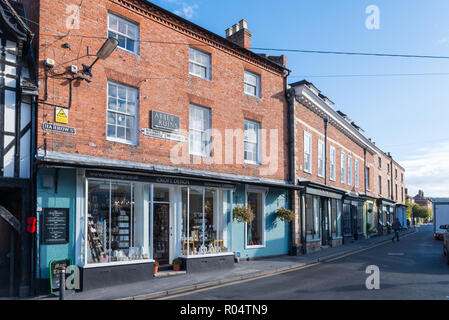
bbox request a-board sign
[49,258,72,294]
[41,208,69,245]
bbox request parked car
[442,225,449,265]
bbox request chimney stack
[225,19,252,50]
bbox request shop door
[321,198,329,246]
[153,203,170,265]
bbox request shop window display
[247,192,263,246]
[181,187,228,256]
[87,180,149,264]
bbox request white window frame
[355,160,359,188]
[317,140,324,178]
[244,70,261,98]
[303,131,312,174]
[244,119,261,165]
[189,47,211,80]
[244,186,267,249]
[106,81,138,145]
[189,104,211,157]
[330,146,336,181]
[107,12,139,55]
[348,155,352,186]
[340,152,346,184]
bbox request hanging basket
[232,205,254,223]
[276,207,295,222]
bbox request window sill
[244,92,261,99]
[304,170,312,175]
[244,160,261,166]
[189,72,211,81]
[245,244,266,250]
[106,137,137,146]
[116,45,140,57]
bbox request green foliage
[172,258,182,265]
[233,205,254,223]
[366,222,374,234]
[276,207,295,222]
[411,203,433,220]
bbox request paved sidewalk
[34,228,417,300]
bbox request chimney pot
[225,28,233,37]
[232,24,240,33]
[239,19,248,30]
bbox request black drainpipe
[324,118,328,185]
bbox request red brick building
[288,80,404,254]
[22,0,294,292]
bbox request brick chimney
[226,19,251,50]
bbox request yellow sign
[55,107,68,124]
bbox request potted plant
[154,260,159,274]
[172,258,182,271]
[232,205,254,223]
[276,207,295,222]
[366,223,373,238]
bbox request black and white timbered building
[0,0,37,297]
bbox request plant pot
[173,264,181,272]
[154,266,158,274]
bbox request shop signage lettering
[41,208,70,245]
[151,110,180,132]
[85,171,235,189]
[42,122,76,135]
[141,128,187,142]
[306,187,343,200]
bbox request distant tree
[406,198,413,219]
[411,203,432,220]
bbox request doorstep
[154,271,186,278]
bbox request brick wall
[27,0,289,180]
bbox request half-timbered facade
[0,0,37,297]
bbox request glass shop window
[87,180,148,264]
[331,199,342,238]
[247,192,264,247]
[181,187,228,256]
[343,203,352,236]
[305,195,320,241]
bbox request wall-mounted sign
[141,128,187,142]
[85,170,236,189]
[42,123,76,135]
[41,208,70,245]
[151,111,180,133]
[55,107,69,124]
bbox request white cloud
[162,0,198,19]
[400,141,449,197]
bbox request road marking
[387,253,405,256]
[156,231,416,300]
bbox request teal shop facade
[35,158,293,292]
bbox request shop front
[361,197,378,237]
[342,195,366,241]
[36,164,293,292]
[395,204,408,230]
[37,168,236,291]
[376,198,396,235]
[298,182,345,253]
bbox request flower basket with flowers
[276,207,295,222]
[154,260,159,274]
[232,205,254,224]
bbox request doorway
[320,198,329,246]
[0,188,21,297]
[152,187,171,266]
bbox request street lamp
[82,37,119,77]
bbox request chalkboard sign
[41,208,69,245]
[49,258,72,294]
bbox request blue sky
[152,0,449,197]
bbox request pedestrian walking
[392,218,402,242]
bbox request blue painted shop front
[231,185,291,260]
[35,168,291,292]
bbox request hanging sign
[55,107,69,124]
